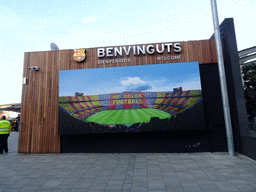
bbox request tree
[242,61,256,119]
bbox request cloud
[82,16,97,23]
[120,77,146,86]
[120,77,152,92]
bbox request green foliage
[242,62,256,119]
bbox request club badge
[73,49,86,62]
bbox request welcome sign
[97,43,181,57]
[96,43,182,64]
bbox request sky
[0,0,255,104]
[59,62,201,96]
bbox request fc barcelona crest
[73,49,86,62]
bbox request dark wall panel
[211,18,250,154]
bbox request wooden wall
[18,39,217,153]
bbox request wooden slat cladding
[18,39,217,153]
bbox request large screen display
[59,62,205,135]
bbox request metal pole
[210,0,235,156]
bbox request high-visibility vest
[0,120,12,134]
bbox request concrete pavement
[1,132,256,192]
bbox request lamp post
[210,0,235,156]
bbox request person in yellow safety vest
[0,115,12,154]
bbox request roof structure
[239,46,256,65]
[0,103,21,113]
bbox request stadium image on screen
[59,62,203,133]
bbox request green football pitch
[85,108,171,125]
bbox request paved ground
[1,132,256,192]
